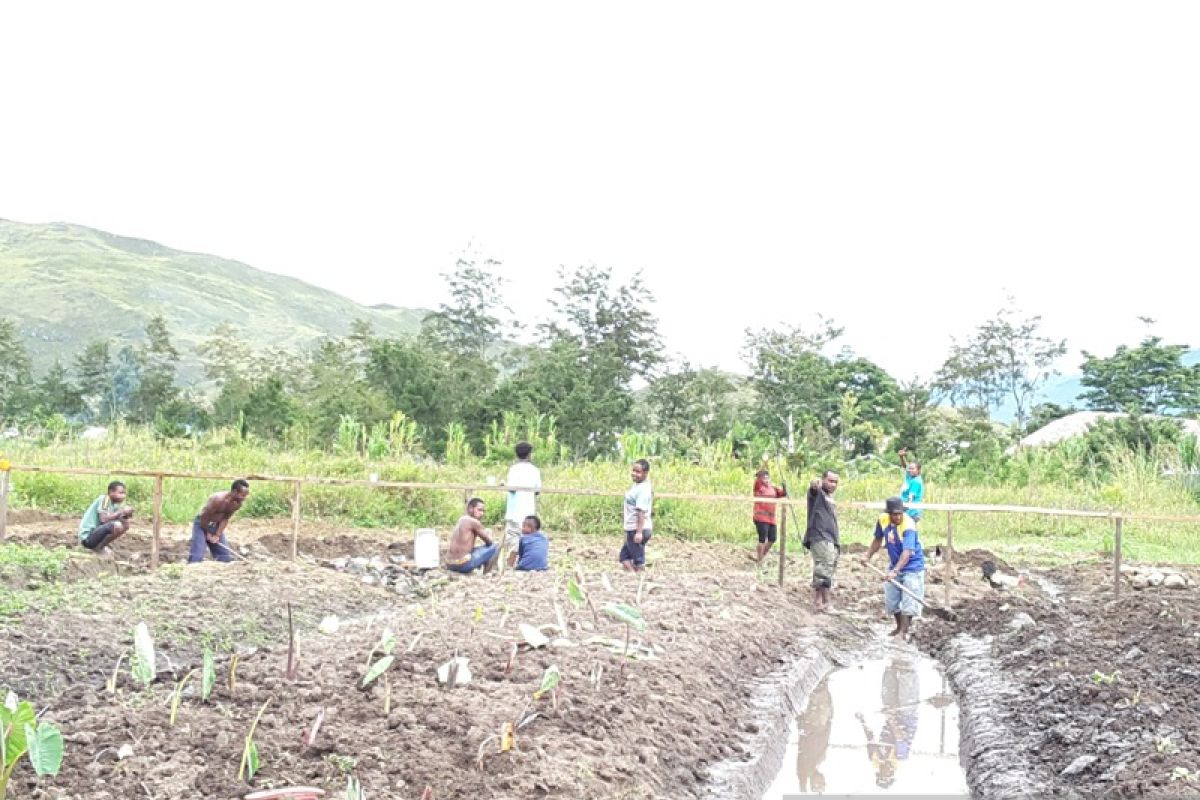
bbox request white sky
[3,2,1199,382]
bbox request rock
[318,615,340,634]
[328,557,348,571]
[437,657,472,686]
[1121,646,1144,662]
[1009,612,1037,630]
[1147,571,1165,587]
[347,557,370,574]
[117,744,135,760]
[1130,575,1150,590]
[1061,755,1098,776]
[362,575,376,585]
[1163,574,1186,589]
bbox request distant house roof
[1019,411,1200,448]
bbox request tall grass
[3,426,1199,564]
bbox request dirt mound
[918,561,1200,796]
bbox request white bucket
[414,528,440,569]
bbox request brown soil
[11,516,1191,799]
[916,561,1200,797]
[1,524,902,800]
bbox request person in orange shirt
[752,469,787,563]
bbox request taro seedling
[130,622,156,689]
[238,698,273,783]
[362,629,397,689]
[345,775,366,800]
[0,692,64,798]
[602,602,647,672]
[201,648,216,702]
[169,670,196,726]
[567,571,599,625]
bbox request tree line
[2,261,1198,465]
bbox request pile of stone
[1120,564,1195,590]
[322,554,443,597]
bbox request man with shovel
[862,497,926,641]
[188,479,250,564]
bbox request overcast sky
[3,2,1198,382]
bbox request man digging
[804,470,841,614]
[189,479,250,564]
[862,496,926,641]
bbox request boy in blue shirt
[862,497,926,641]
[516,514,550,572]
[898,448,924,523]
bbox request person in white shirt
[620,459,653,571]
[503,441,542,567]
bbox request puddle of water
[762,648,968,797]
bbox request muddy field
[2,512,1197,798]
[918,561,1200,797]
[0,515,875,800]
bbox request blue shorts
[619,530,652,566]
[885,570,925,617]
[446,543,499,574]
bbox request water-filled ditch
[762,644,968,797]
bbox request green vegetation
[3,222,1200,566]
[0,219,425,384]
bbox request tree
[893,380,937,456]
[742,319,843,451]
[1079,336,1200,415]
[130,314,181,422]
[522,266,662,456]
[933,303,1066,429]
[366,337,448,436]
[297,337,389,443]
[243,376,296,439]
[0,318,33,423]
[35,360,84,418]
[645,365,742,444]
[73,340,117,422]
[420,257,507,359]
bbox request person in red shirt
[752,469,787,563]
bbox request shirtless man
[445,497,500,574]
[189,479,250,564]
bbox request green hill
[0,218,428,383]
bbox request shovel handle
[863,560,931,608]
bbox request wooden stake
[151,474,164,569]
[944,510,954,609]
[290,480,302,561]
[1113,515,1123,598]
[777,492,788,588]
[0,466,9,541]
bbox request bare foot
[888,627,901,637]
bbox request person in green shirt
[78,480,135,554]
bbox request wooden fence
[2,462,1198,603]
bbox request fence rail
[2,462,1198,600]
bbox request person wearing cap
[861,496,926,641]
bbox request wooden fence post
[777,496,788,588]
[1113,515,1123,597]
[944,510,954,609]
[0,465,10,541]
[151,474,164,569]
[290,480,302,561]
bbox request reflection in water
[795,683,832,793]
[763,650,967,797]
[858,657,919,788]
